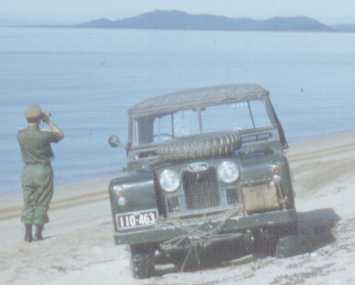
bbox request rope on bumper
[161,207,242,272]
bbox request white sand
[2,131,355,285]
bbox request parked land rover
[108,84,298,278]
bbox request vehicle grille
[182,168,219,210]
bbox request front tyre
[130,245,155,279]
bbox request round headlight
[218,161,240,183]
[159,169,180,193]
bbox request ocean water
[1,27,355,197]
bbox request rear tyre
[275,232,312,258]
[130,245,155,279]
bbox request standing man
[17,105,64,242]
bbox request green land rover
[108,84,299,278]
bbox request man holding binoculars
[17,105,64,242]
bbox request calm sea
[1,27,355,197]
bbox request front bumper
[114,209,297,245]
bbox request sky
[1,0,355,25]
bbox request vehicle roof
[129,84,269,119]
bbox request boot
[24,224,33,243]
[34,224,44,241]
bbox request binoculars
[40,112,52,122]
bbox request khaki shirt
[17,126,61,165]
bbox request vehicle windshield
[132,100,273,145]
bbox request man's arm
[42,113,64,141]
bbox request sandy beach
[2,131,355,285]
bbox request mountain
[78,10,333,32]
[81,18,114,28]
[332,24,355,32]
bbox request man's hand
[41,112,51,124]
[42,112,64,141]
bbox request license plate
[116,209,158,230]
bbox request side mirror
[108,135,123,148]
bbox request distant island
[76,10,350,32]
[332,24,355,32]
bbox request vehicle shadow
[153,208,340,277]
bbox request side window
[137,117,154,144]
[249,101,272,128]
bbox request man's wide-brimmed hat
[25,104,42,120]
